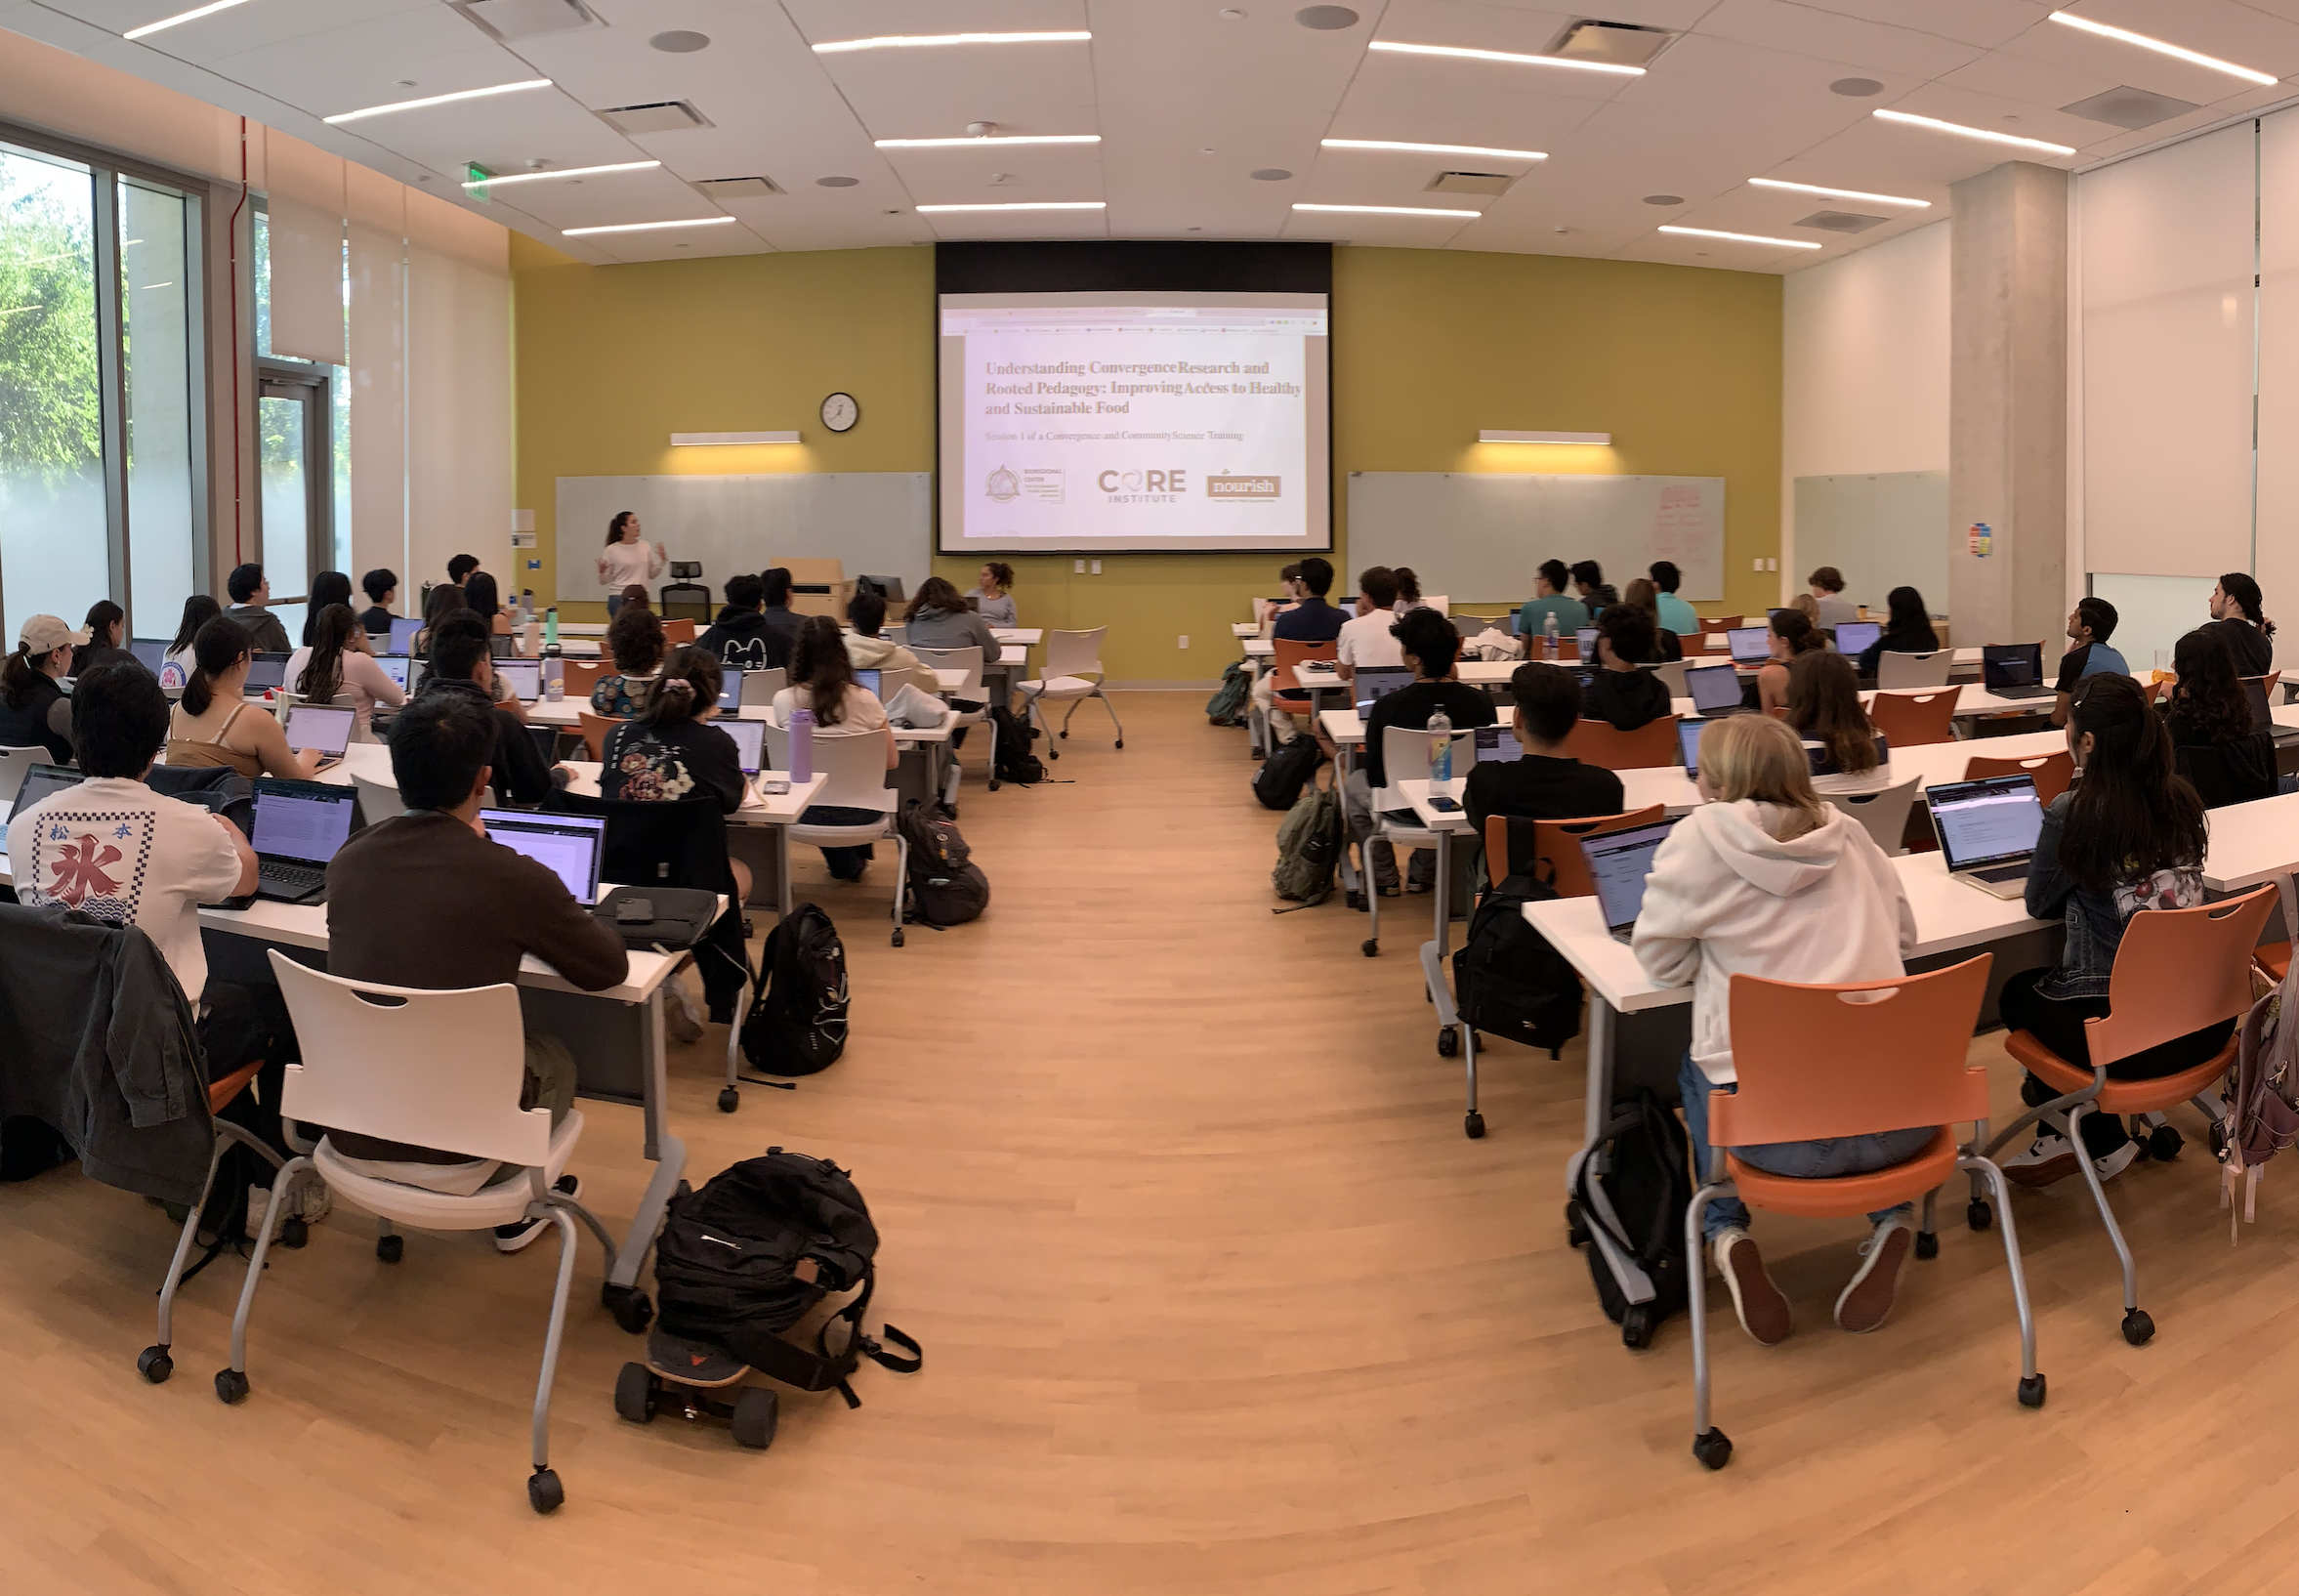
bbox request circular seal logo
[986,466,1020,502]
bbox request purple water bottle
[789,707,815,782]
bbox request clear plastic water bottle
[790,707,815,782]
[1543,610,1559,660]
[1427,704,1452,787]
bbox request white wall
[1781,220,1950,589]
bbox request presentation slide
[938,291,1330,555]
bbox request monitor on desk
[482,809,605,906]
[721,717,767,775]
[1353,666,1411,715]
[1726,627,1771,665]
[1472,725,1522,764]
[494,659,541,702]
[244,652,290,692]
[389,616,422,655]
[1834,621,1880,658]
[1981,643,2044,693]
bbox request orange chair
[1963,750,2074,807]
[1986,885,2277,1346]
[1697,616,1745,636]
[576,711,624,763]
[563,658,608,700]
[663,617,696,645]
[1689,955,2037,1471]
[2142,678,2166,707]
[1867,688,1958,747]
[1483,806,1666,899]
[1560,715,1680,770]
[1268,638,1337,720]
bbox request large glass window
[121,177,196,635]
[252,207,350,596]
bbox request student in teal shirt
[1649,561,1699,639]
[1518,559,1589,642]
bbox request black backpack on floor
[898,801,989,928]
[1252,735,1323,811]
[652,1149,921,1406]
[1570,1087,1693,1344]
[740,905,848,1076]
[1450,872,1584,1057]
[989,706,1045,785]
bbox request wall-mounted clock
[821,392,859,433]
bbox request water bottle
[790,707,815,782]
[541,607,564,701]
[1427,704,1452,787]
[1543,610,1559,661]
[543,606,559,651]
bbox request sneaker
[494,1174,581,1254]
[663,980,705,1045]
[1835,1217,1915,1333]
[2092,1140,2140,1183]
[1711,1228,1792,1346]
[2001,1131,2079,1189]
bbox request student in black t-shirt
[1855,586,1938,677]
[358,567,398,635]
[408,613,565,805]
[2165,626,2276,809]
[2207,571,2276,678]
[1569,559,1618,612]
[1345,608,1496,896]
[600,643,754,904]
[1582,603,1673,731]
[1465,662,1626,846]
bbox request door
[257,364,331,636]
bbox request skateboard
[615,1328,779,1449]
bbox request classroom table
[1232,622,1260,641]
[990,628,1041,648]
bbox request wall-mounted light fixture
[670,431,801,445]
[1478,430,1610,445]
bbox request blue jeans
[1677,1051,1930,1242]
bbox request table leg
[776,825,793,920]
[609,987,685,1290]
[1432,828,1453,962]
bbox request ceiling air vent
[1428,171,1515,196]
[452,0,597,43]
[694,176,782,198]
[1546,19,1677,68]
[1797,210,1886,234]
[598,101,712,135]
[2063,85,2202,132]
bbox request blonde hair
[1698,715,1827,840]
[1789,593,1820,624]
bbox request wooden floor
[3,692,2290,1593]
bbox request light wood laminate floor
[0,693,2280,1594]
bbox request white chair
[738,666,786,708]
[218,951,621,1516]
[353,772,402,828]
[914,645,986,804]
[763,721,913,945]
[1822,775,1922,858]
[1017,626,1122,757]
[1361,726,1475,957]
[1878,651,1954,690]
[0,743,50,806]
[1416,595,1452,616]
[1646,658,1692,698]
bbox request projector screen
[937,290,1330,555]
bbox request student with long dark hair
[411,580,467,657]
[0,614,82,762]
[464,569,514,643]
[591,605,666,718]
[1757,608,1825,714]
[1620,577,1683,661]
[287,603,405,739]
[164,617,320,779]
[1854,586,1937,676]
[599,644,754,907]
[2207,571,2276,677]
[597,511,663,614]
[2165,627,2276,809]
[162,595,221,689]
[302,571,352,647]
[74,599,134,676]
[904,576,1001,658]
[1785,650,1890,794]
[773,615,899,880]
[2000,673,2221,1186]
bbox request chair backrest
[546,789,737,892]
[353,771,402,828]
[1867,688,1957,747]
[1646,659,1691,698]
[564,658,607,699]
[0,744,48,805]
[739,666,786,706]
[1964,749,2074,807]
[913,646,984,695]
[762,723,898,814]
[1876,650,1954,690]
[1484,805,1667,898]
[1376,725,1474,798]
[267,951,547,1167]
[1820,775,1921,857]
[2086,886,2278,1069]
[1417,595,1450,615]
[1697,616,1745,636]
[1042,626,1108,681]
[577,710,623,763]
[1560,715,1681,770]
[1709,956,1994,1149]
[1269,637,1336,694]
[2142,677,2166,706]
[662,617,697,645]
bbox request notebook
[1581,820,1679,944]
[481,809,605,905]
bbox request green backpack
[1271,779,1342,911]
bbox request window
[252,205,351,646]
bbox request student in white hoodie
[1633,714,1926,1346]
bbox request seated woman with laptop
[1784,651,1892,795]
[1757,609,1827,715]
[1998,673,2225,1189]
[286,604,405,740]
[773,615,899,883]
[164,617,325,781]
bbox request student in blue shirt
[2050,596,2128,729]
[1648,561,1699,639]
[1517,560,1589,644]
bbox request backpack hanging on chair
[1452,872,1585,1057]
[740,905,849,1076]
[2224,948,2299,1237]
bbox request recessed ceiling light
[1749,176,1928,208]
[325,79,551,124]
[813,30,1090,53]
[1642,194,1683,206]
[1321,138,1546,161]
[1872,107,2076,155]
[1292,202,1480,217]
[563,217,737,235]
[1251,168,1293,181]
[816,176,859,188]
[121,0,256,41]
[1296,5,1358,27]
[1368,40,1644,76]
[1829,77,1882,97]
[874,135,1101,147]
[916,201,1107,212]
[649,29,709,52]
[1658,225,1821,250]
[2047,10,2277,87]
[463,160,661,189]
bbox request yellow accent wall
[513,237,1781,679]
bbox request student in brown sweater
[324,690,628,1249]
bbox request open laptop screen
[1353,666,1411,715]
[721,717,767,775]
[494,659,541,701]
[1472,726,1521,764]
[1982,644,2044,692]
[129,639,168,675]
[2,764,86,841]
[283,704,354,755]
[718,668,745,711]
[1678,718,1709,771]
[2245,676,2273,731]
[855,667,882,699]
[1582,820,1678,934]
[1686,664,1741,715]
[1834,621,1880,658]
[389,616,423,655]
[1927,775,2045,872]
[481,810,605,905]
[1575,627,1599,660]
[244,652,290,692]
[374,653,412,691]
[1726,627,1771,665]
[250,778,357,866]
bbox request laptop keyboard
[1972,861,2029,883]
[1991,684,2051,699]
[257,861,325,898]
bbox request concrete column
[1949,161,2068,648]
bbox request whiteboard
[1345,473,1725,605]
[553,474,933,604]
[1791,471,1948,615]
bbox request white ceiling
[8,0,2299,270]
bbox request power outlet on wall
[1074,559,1085,573]
[1752,557,1763,571]
[1091,559,1103,574]
[1767,558,1778,572]
[1178,634,1190,650]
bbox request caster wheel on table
[376,1234,404,1264]
[1621,1303,1654,1349]
[2018,1372,2048,1408]
[213,1367,249,1405]
[1437,1028,1459,1058]
[2149,1124,2184,1160]
[613,1362,657,1424]
[527,1468,564,1515]
[717,1087,738,1113]
[1361,939,1378,957]
[137,1346,173,1384]
[279,1215,308,1249]
[1691,1428,1733,1470]
[731,1386,779,1449]
[1967,1199,1991,1232]
[605,1283,655,1335]
[1464,1111,1484,1140]
[1913,1230,1939,1261]
[2122,1308,2154,1346]
[1566,1201,1590,1248]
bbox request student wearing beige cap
[0,613,87,763]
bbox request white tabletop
[326,742,827,825]
[990,628,1041,647]
[1295,659,1518,692]
[1232,622,1260,640]
[1243,639,1274,659]
[556,621,607,637]
[1695,635,1983,669]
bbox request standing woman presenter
[598,511,665,617]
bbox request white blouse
[285,646,406,738]
[599,539,665,594]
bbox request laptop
[1581,819,1680,944]
[245,651,291,693]
[1472,726,1522,765]
[858,575,905,603]
[389,616,423,655]
[855,667,882,699]
[1726,626,1772,665]
[722,717,768,775]
[248,777,360,903]
[282,703,354,757]
[2245,676,2274,732]
[718,668,745,711]
[525,724,558,764]
[493,659,542,702]
[1677,718,1711,772]
[1926,774,2046,899]
[1575,626,1600,661]
[1353,666,1411,715]
[1,763,87,841]
[1834,621,1881,658]
[374,653,413,692]
[1982,643,2051,700]
[481,809,605,905]
[129,639,169,675]
[1685,665,1750,720]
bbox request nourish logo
[1207,475,1280,500]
